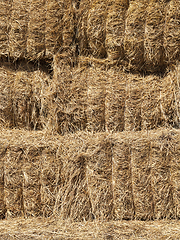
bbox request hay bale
[41,146,61,218]
[150,131,175,220]
[86,68,106,132]
[112,133,134,220]
[144,0,167,72]
[131,135,154,220]
[0,0,11,56]
[0,67,13,128]
[27,0,46,60]
[45,0,63,58]
[0,145,6,219]
[124,1,148,71]
[12,71,32,129]
[164,0,180,64]
[106,2,127,61]
[141,75,165,130]
[86,133,113,220]
[56,133,92,221]
[4,146,24,219]
[105,70,126,132]
[124,74,142,131]
[23,146,43,218]
[9,0,28,59]
[87,1,107,58]
[52,57,87,135]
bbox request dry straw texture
[112,133,134,220]
[27,0,46,60]
[86,133,113,221]
[105,69,126,132]
[124,1,147,71]
[9,0,28,59]
[0,0,11,56]
[0,145,6,219]
[164,0,180,64]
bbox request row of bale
[0,0,180,71]
[0,128,180,221]
[0,59,180,133]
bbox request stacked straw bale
[106,0,128,61]
[144,0,167,72]
[4,146,24,219]
[124,0,148,71]
[131,135,154,220]
[164,0,180,64]
[0,67,13,128]
[27,0,46,60]
[23,146,43,218]
[52,56,87,135]
[0,0,11,56]
[87,0,107,58]
[12,71,32,129]
[86,133,113,220]
[86,68,106,132]
[0,145,6,219]
[124,74,142,131]
[56,133,92,221]
[45,0,63,58]
[41,146,61,218]
[112,133,134,220]
[9,0,28,59]
[105,69,126,132]
[141,75,164,130]
[150,131,175,220]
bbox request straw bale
[87,1,107,58]
[12,71,32,129]
[0,0,11,56]
[0,145,6,219]
[45,0,63,58]
[23,146,43,218]
[150,131,175,220]
[124,1,147,71]
[52,58,87,135]
[41,146,61,218]
[27,0,46,60]
[56,133,92,221]
[4,146,24,219]
[124,74,142,131]
[86,68,106,132]
[164,0,180,64]
[105,70,126,132]
[9,0,28,59]
[131,136,154,220]
[106,2,127,61]
[0,67,13,128]
[112,134,134,220]
[86,133,113,220]
[141,75,165,130]
[144,1,166,72]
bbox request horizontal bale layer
[124,74,142,131]
[112,133,134,220]
[0,0,11,56]
[56,133,92,221]
[105,70,126,132]
[9,0,28,59]
[124,1,148,71]
[164,0,180,64]
[86,68,106,132]
[144,1,166,72]
[4,146,24,219]
[131,136,153,220]
[27,0,46,60]
[86,133,113,221]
